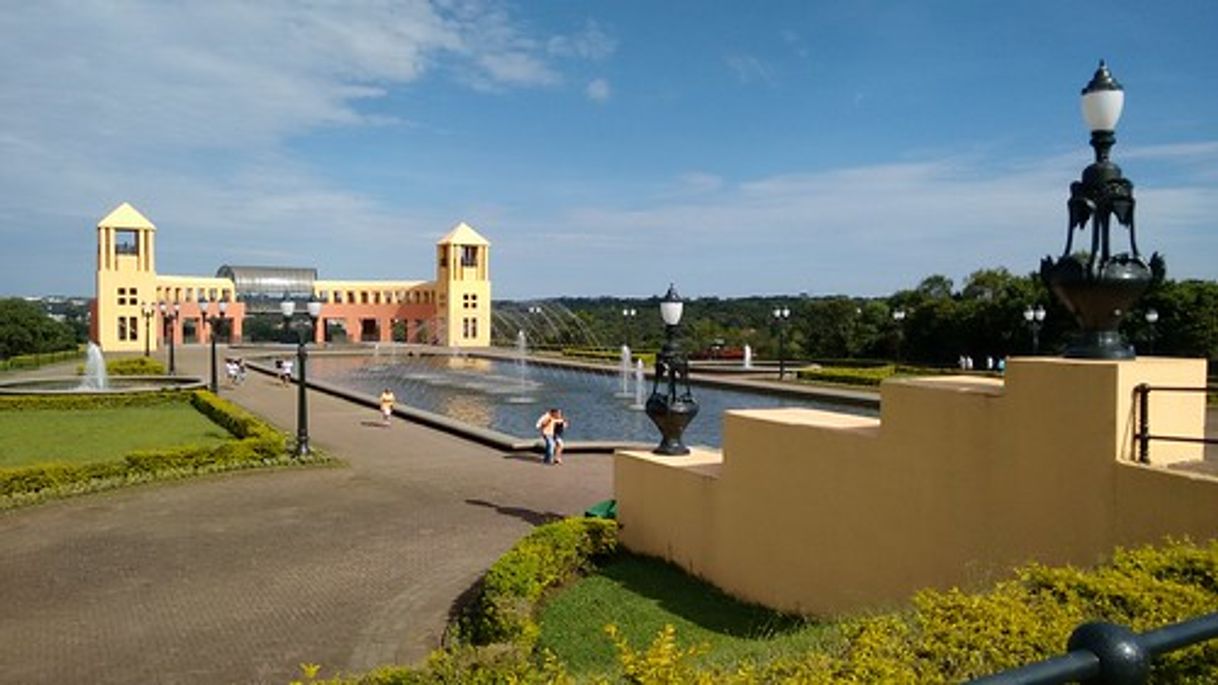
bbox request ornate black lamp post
[1144,308,1159,354]
[891,308,907,362]
[1041,61,1164,359]
[1023,305,1046,354]
[158,301,179,374]
[621,307,637,348]
[772,306,791,379]
[199,296,228,393]
[644,284,699,455]
[140,302,154,357]
[281,297,322,457]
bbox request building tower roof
[437,221,490,246]
[97,202,156,231]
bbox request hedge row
[797,363,957,387]
[0,391,182,412]
[0,391,290,507]
[74,356,168,376]
[561,347,657,368]
[0,348,82,372]
[307,536,1218,684]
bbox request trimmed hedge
[0,348,82,372]
[797,363,961,387]
[0,390,291,507]
[74,356,168,376]
[561,347,656,368]
[106,357,167,376]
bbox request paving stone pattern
[0,347,612,684]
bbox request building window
[463,293,478,309]
[462,317,478,339]
[461,246,478,267]
[115,230,139,255]
[116,287,139,305]
[117,316,139,341]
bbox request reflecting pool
[309,354,876,448]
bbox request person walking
[536,408,560,465]
[552,409,569,465]
[378,388,396,426]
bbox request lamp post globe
[772,306,791,380]
[1040,61,1164,359]
[644,283,699,456]
[1144,308,1159,354]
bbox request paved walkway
[0,347,613,684]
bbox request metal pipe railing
[1133,383,1216,464]
[970,612,1218,684]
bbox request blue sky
[1,1,1215,299]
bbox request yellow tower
[94,202,159,352]
[435,222,491,347]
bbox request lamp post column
[1024,305,1046,355]
[622,307,637,349]
[283,298,322,457]
[1145,308,1159,354]
[141,303,153,357]
[891,308,907,363]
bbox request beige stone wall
[615,357,1217,616]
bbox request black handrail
[970,612,1218,684]
[1133,383,1217,464]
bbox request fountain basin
[0,376,206,395]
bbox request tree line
[496,269,1218,366]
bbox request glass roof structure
[216,265,317,313]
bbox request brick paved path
[0,347,612,684]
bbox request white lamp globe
[1081,60,1125,132]
[659,283,684,326]
[307,298,323,319]
[280,299,296,318]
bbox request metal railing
[970,612,1218,684]
[1133,383,1217,464]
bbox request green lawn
[536,553,831,676]
[0,404,231,468]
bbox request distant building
[90,202,491,352]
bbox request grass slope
[537,553,830,675]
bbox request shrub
[797,364,959,387]
[107,357,167,376]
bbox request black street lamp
[772,306,791,380]
[199,296,228,393]
[1023,305,1047,355]
[158,301,179,374]
[281,297,323,457]
[891,308,907,362]
[1144,308,1159,354]
[644,284,699,456]
[1041,61,1164,359]
[622,307,637,348]
[140,302,154,357]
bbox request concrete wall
[615,357,1216,616]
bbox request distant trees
[496,270,1218,366]
[0,298,77,359]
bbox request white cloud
[724,53,776,86]
[548,20,617,60]
[585,78,612,103]
[497,145,1218,297]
